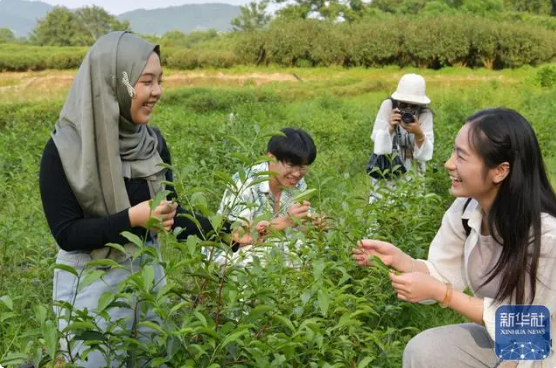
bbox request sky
[38,0,251,14]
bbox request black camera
[401,112,415,124]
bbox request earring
[122,71,136,99]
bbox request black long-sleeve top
[39,128,220,252]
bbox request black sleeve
[39,139,136,252]
[155,129,233,240]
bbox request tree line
[1,0,556,70]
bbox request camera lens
[401,112,414,123]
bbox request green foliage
[503,0,552,15]
[75,5,130,41]
[46,50,88,70]
[32,7,86,47]
[345,19,401,67]
[167,49,238,69]
[157,29,220,49]
[32,5,130,47]
[231,0,271,31]
[0,44,87,71]
[3,5,556,71]
[232,15,556,69]
[537,65,556,87]
[1,68,556,366]
[0,28,15,44]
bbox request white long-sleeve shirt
[422,198,556,368]
[371,99,434,172]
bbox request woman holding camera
[355,108,556,367]
[369,73,434,203]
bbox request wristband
[440,283,453,308]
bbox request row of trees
[231,16,556,69]
[0,6,129,46]
[231,0,556,31]
[2,0,556,46]
[2,0,556,70]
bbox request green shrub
[265,19,320,67]
[537,65,556,87]
[233,31,268,65]
[495,23,556,68]
[167,49,199,69]
[3,70,556,367]
[197,50,238,69]
[167,49,238,69]
[308,22,348,67]
[160,46,180,67]
[402,16,470,68]
[45,51,86,69]
[0,44,87,71]
[346,19,402,67]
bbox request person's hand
[255,220,271,240]
[388,108,401,134]
[129,200,177,232]
[287,200,311,223]
[232,223,255,246]
[400,114,424,138]
[389,272,446,303]
[352,239,413,272]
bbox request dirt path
[0,71,301,93]
[0,70,518,103]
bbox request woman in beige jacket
[354,108,556,368]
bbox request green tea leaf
[121,231,144,248]
[194,311,208,327]
[44,320,58,358]
[292,188,317,203]
[78,270,105,292]
[105,242,127,255]
[317,289,329,316]
[220,328,249,348]
[357,357,373,368]
[53,264,78,277]
[0,295,13,310]
[142,265,155,292]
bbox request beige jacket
[422,198,556,368]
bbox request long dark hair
[466,108,556,304]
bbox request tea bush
[1,68,556,367]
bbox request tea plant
[1,67,555,367]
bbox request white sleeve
[371,99,394,155]
[422,198,469,293]
[413,109,434,162]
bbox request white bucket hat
[391,73,430,105]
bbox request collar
[462,198,483,232]
[249,162,270,193]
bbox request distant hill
[0,0,53,37]
[117,3,241,35]
[0,0,241,37]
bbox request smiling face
[444,123,509,210]
[130,52,163,125]
[268,154,309,188]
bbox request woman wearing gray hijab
[39,31,221,366]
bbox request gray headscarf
[52,31,166,259]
